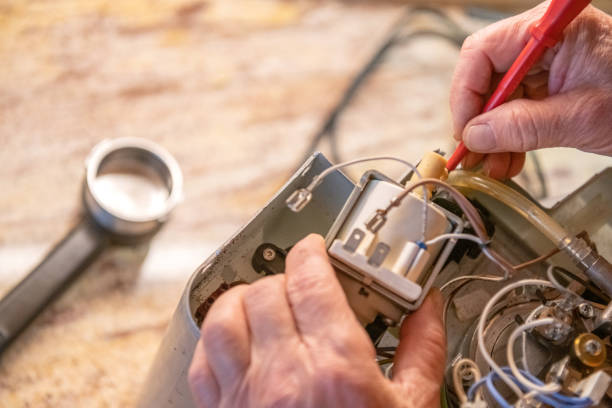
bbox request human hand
[450,2,612,179]
[188,234,446,408]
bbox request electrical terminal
[286,188,312,212]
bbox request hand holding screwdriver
[447,0,612,179]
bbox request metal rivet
[262,248,276,262]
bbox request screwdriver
[446,0,592,171]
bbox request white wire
[305,156,428,242]
[426,233,511,280]
[452,358,482,403]
[309,156,422,189]
[477,279,558,399]
[384,362,394,379]
[545,264,580,297]
[521,305,545,373]
[440,274,505,292]
[507,318,562,394]
[425,233,483,246]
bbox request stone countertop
[1,1,610,406]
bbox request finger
[483,152,511,179]
[200,284,251,391]
[523,71,549,100]
[450,2,549,135]
[461,152,484,169]
[507,152,526,178]
[392,290,446,406]
[188,339,221,408]
[284,234,365,343]
[461,90,608,154]
[243,274,299,348]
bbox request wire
[546,264,584,297]
[424,232,483,247]
[294,156,429,241]
[380,178,487,239]
[467,376,487,401]
[425,232,514,278]
[477,279,559,399]
[514,247,560,270]
[485,372,513,408]
[452,358,482,403]
[380,180,516,277]
[469,368,593,408]
[440,274,505,292]
[507,318,562,394]
[295,6,467,168]
[529,151,549,200]
[521,305,546,373]
[307,157,422,190]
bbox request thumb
[391,289,446,406]
[461,90,601,154]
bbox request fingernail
[465,124,495,151]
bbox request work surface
[1,1,611,406]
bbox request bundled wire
[467,367,593,408]
[476,279,558,398]
[378,178,516,277]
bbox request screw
[578,303,594,319]
[584,339,602,356]
[382,317,396,327]
[262,248,276,262]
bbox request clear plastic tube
[448,170,569,247]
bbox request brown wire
[380,178,524,276]
[382,178,489,241]
[513,247,561,271]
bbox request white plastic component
[406,248,431,282]
[391,242,419,275]
[329,239,423,302]
[574,370,611,405]
[335,179,451,272]
[356,230,376,256]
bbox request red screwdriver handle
[446,0,592,171]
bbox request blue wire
[514,369,591,406]
[467,377,487,401]
[466,367,593,408]
[499,367,592,407]
[485,373,513,408]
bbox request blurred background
[1,0,611,406]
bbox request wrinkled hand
[450,2,612,179]
[188,234,446,408]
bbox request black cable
[295,6,468,169]
[528,151,549,199]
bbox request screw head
[584,339,603,356]
[262,247,276,262]
[578,303,594,319]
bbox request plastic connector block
[575,370,611,405]
[286,188,312,212]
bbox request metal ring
[83,137,183,237]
